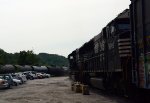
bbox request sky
[0,0,130,57]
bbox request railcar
[32,66,48,73]
[0,65,15,74]
[130,0,150,89]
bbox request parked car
[41,73,51,78]
[23,72,33,80]
[23,71,37,80]
[36,73,44,79]
[30,71,38,79]
[12,78,22,86]
[46,73,50,78]
[14,73,27,83]
[0,77,10,89]
[11,74,24,85]
[0,74,14,87]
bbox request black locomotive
[68,0,150,96]
[68,9,131,93]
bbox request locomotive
[68,9,132,93]
[68,0,150,95]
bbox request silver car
[12,78,22,86]
[15,73,27,83]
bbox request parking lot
[0,77,132,103]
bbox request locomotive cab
[104,9,133,93]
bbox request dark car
[0,74,14,88]
[0,76,10,89]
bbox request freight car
[68,9,132,94]
[32,66,48,73]
[0,64,68,77]
[130,0,150,89]
[0,65,15,74]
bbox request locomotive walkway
[0,77,133,103]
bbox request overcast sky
[0,0,130,57]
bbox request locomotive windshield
[117,23,130,30]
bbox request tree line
[0,49,68,67]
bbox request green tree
[0,48,68,67]
[0,49,7,64]
[18,50,39,65]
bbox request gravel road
[0,77,133,103]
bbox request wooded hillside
[0,49,68,67]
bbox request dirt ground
[0,77,133,103]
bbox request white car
[41,73,51,78]
[25,71,37,79]
[13,79,22,86]
[15,73,27,83]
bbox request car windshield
[0,76,4,79]
[5,76,10,80]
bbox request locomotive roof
[79,38,94,52]
[68,50,76,58]
[106,9,129,26]
[94,33,101,42]
[117,9,129,19]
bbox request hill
[38,53,68,67]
